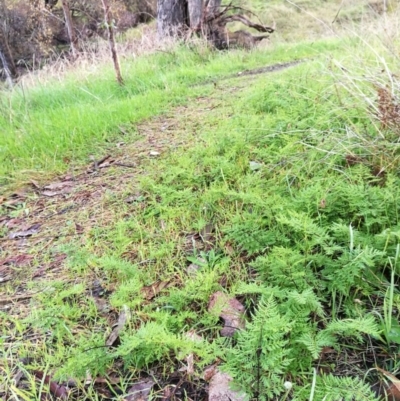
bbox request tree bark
[101,0,124,85]
[206,0,221,17]
[157,0,188,38]
[188,0,203,31]
[0,26,17,82]
[60,0,78,57]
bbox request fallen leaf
[29,179,41,189]
[186,263,201,276]
[75,223,84,234]
[106,305,130,346]
[42,181,74,197]
[44,181,74,191]
[33,371,68,400]
[0,254,34,267]
[8,224,41,239]
[376,367,400,400]
[203,364,218,381]
[125,378,155,401]
[178,330,203,375]
[199,224,214,243]
[179,354,194,376]
[0,265,12,283]
[208,291,245,337]
[42,191,66,197]
[141,281,169,300]
[208,371,248,401]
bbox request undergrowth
[2,18,400,401]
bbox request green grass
[2,13,400,400]
[0,39,340,187]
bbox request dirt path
[0,60,303,313]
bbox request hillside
[1,2,400,400]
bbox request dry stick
[101,0,124,85]
[0,49,14,87]
[332,0,346,24]
[0,27,17,84]
[60,0,78,58]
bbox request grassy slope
[0,40,336,187]
[2,4,400,401]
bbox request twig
[332,0,346,24]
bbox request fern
[114,322,217,369]
[322,245,384,295]
[296,330,336,359]
[295,374,380,401]
[252,247,320,291]
[285,288,325,318]
[326,315,381,341]
[223,295,293,400]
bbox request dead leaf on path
[0,266,12,283]
[106,305,130,346]
[42,191,62,197]
[179,353,194,375]
[29,179,41,189]
[224,243,235,256]
[75,223,84,234]
[33,371,68,400]
[186,262,201,276]
[208,291,245,337]
[199,224,214,243]
[203,364,218,381]
[141,281,169,300]
[44,181,74,191]
[208,371,248,401]
[179,330,202,375]
[8,224,41,239]
[376,367,400,400]
[0,254,34,267]
[42,181,74,197]
[125,378,155,401]
[2,196,26,208]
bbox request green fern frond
[314,374,379,401]
[296,330,336,359]
[326,315,381,341]
[223,295,292,401]
[286,288,325,318]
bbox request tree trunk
[101,0,124,85]
[206,0,221,17]
[188,0,203,31]
[60,0,78,57]
[157,0,188,38]
[0,49,14,86]
[0,26,17,82]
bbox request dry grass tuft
[18,25,180,87]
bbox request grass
[0,39,340,188]
[2,5,400,401]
